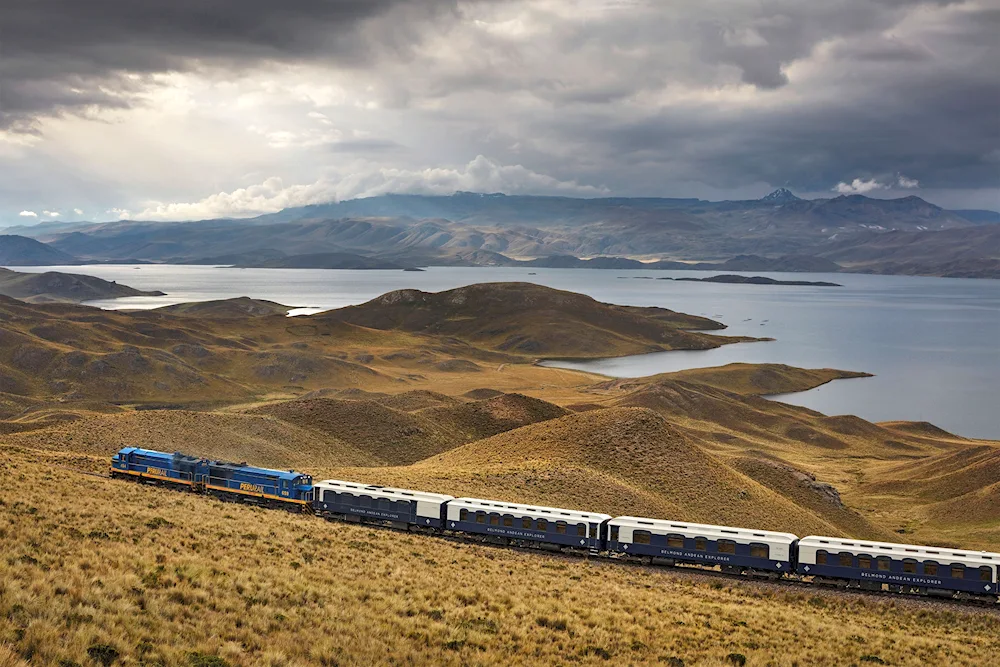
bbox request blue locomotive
[112,447,313,509]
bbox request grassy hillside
[0,287,997,664]
[152,298,293,318]
[0,270,162,304]
[315,282,757,358]
[1,446,996,667]
[336,407,886,539]
[0,283,747,412]
[5,410,380,469]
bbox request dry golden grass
[247,398,465,466]
[327,407,883,539]
[414,393,569,443]
[315,282,758,359]
[246,392,569,466]
[2,447,997,667]
[634,363,872,396]
[2,287,998,665]
[583,368,1000,549]
[4,411,381,469]
[6,356,996,549]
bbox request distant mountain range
[1,190,997,278]
[0,235,77,265]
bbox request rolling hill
[0,268,164,303]
[817,225,1000,278]
[152,297,293,318]
[314,282,756,358]
[329,406,888,539]
[0,234,77,265]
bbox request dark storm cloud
[0,0,461,129]
[1,0,997,218]
[460,1,999,194]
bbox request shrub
[86,644,120,667]
[860,657,886,665]
[581,645,612,660]
[536,616,568,631]
[188,653,231,667]
[725,653,747,666]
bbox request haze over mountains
[3,190,998,278]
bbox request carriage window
[695,537,707,551]
[577,524,587,537]
[858,555,872,569]
[523,517,532,529]
[750,544,769,559]
[537,519,547,531]
[839,553,854,567]
[816,550,828,565]
[877,558,891,571]
[633,531,652,545]
[610,526,619,542]
[903,560,917,574]
[717,540,736,554]
[667,534,684,548]
[980,567,992,581]
[951,565,964,579]
[460,509,469,521]
[490,514,500,526]
[476,513,485,524]
[924,561,938,576]
[325,490,338,503]
[503,516,513,527]
[556,522,567,535]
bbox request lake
[8,264,1000,439]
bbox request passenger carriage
[796,536,1000,599]
[606,517,798,573]
[313,480,454,529]
[446,498,611,552]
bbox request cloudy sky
[2,0,998,224]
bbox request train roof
[117,447,309,482]
[799,536,1000,565]
[450,497,612,522]
[117,447,202,464]
[208,460,309,481]
[609,516,799,543]
[315,479,453,504]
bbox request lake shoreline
[2,263,996,439]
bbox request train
[111,447,1000,603]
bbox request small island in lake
[664,274,842,287]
